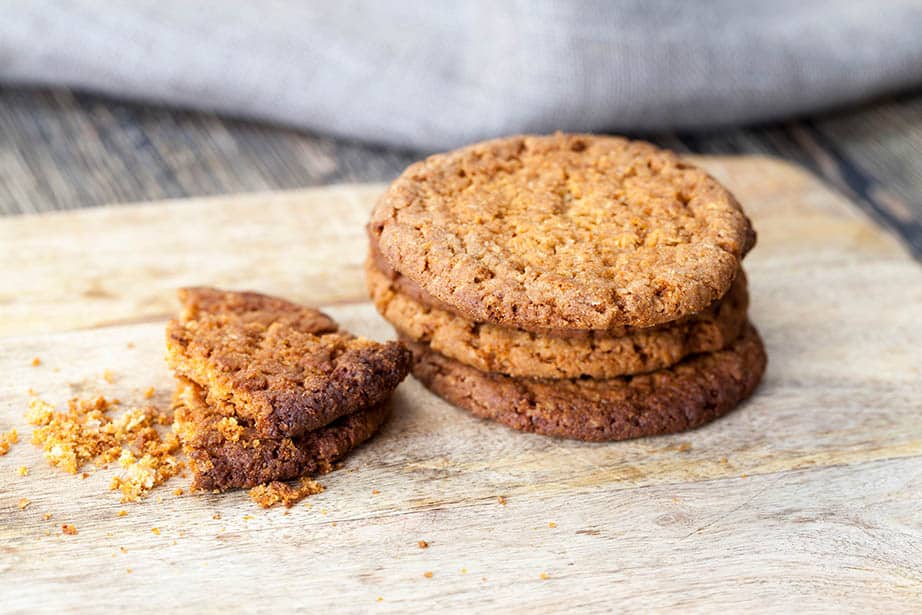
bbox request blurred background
[1,1,921,257]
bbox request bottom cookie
[173,378,390,491]
[405,323,766,442]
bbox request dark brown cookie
[166,287,410,438]
[404,323,766,441]
[370,133,755,331]
[173,378,390,491]
[368,257,749,379]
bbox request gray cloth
[3,1,922,150]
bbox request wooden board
[1,156,921,613]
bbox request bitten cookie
[367,257,749,379]
[370,133,755,331]
[404,324,767,442]
[166,287,411,439]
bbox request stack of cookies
[367,134,766,441]
[166,287,410,491]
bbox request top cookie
[166,287,410,439]
[370,133,755,330]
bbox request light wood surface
[1,157,920,613]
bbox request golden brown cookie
[404,323,766,442]
[368,236,669,339]
[367,258,749,379]
[370,133,755,331]
[166,287,410,439]
[173,378,390,491]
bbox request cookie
[404,323,766,441]
[370,133,755,331]
[166,287,410,438]
[368,237,666,338]
[173,378,389,491]
[367,257,749,379]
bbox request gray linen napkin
[2,0,921,149]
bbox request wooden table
[2,155,920,612]
[1,87,920,260]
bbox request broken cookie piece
[167,287,409,492]
[173,377,390,491]
[167,287,410,438]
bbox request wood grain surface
[1,157,921,613]
[1,87,920,260]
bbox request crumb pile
[368,133,767,441]
[166,287,410,495]
[25,395,182,502]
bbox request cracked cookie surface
[370,133,755,330]
[166,287,410,438]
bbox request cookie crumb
[151,527,160,535]
[143,387,155,400]
[460,567,467,574]
[27,388,38,396]
[539,572,549,580]
[42,513,52,521]
[126,568,132,574]
[117,510,128,517]
[497,496,507,506]
[418,540,429,549]
[371,489,380,495]
[423,571,433,579]
[120,547,127,554]
[243,515,254,521]
[0,428,19,456]
[102,369,117,384]
[740,474,748,479]
[215,416,244,443]
[61,523,78,535]
[548,522,557,528]
[110,441,183,503]
[17,497,30,510]
[31,357,41,367]
[173,488,184,496]
[376,597,383,602]
[248,478,325,509]
[212,513,221,520]
[17,466,28,477]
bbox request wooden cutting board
[1,157,920,613]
